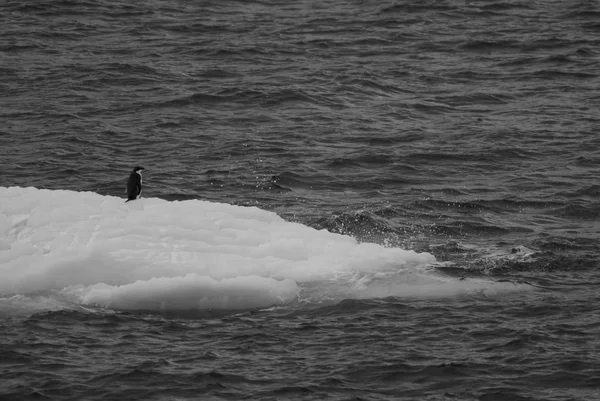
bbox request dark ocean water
[1,0,600,400]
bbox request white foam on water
[0,186,529,314]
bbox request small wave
[570,184,600,197]
[532,236,599,252]
[346,37,394,47]
[547,203,600,219]
[479,2,533,12]
[460,40,520,52]
[405,151,487,163]
[339,77,410,97]
[0,43,43,53]
[433,92,514,107]
[572,47,597,58]
[9,1,107,15]
[532,69,598,80]
[565,10,600,19]
[428,242,597,279]
[346,361,471,382]
[379,3,454,14]
[99,62,161,76]
[154,89,265,108]
[327,153,396,169]
[358,133,425,146]
[542,54,576,64]
[270,172,317,190]
[208,46,271,57]
[317,211,400,241]
[197,68,241,79]
[258,88,345,109]
[582,22,600,31]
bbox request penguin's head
[133,166,145,173]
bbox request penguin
[125,166,144,202]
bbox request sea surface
[1,0,600,400]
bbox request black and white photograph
[1,1,599,400]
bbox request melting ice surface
[0,187,528,315]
